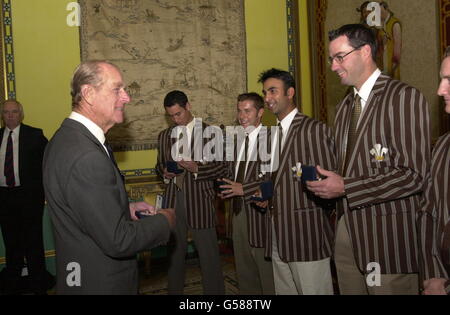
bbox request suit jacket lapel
[62,119,107,158]
[344,75,389,173]
[273,112,304,187]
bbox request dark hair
[164,90,189,108]
[257,68,295,93]
[237,92,264,111]
[328,24,378,63]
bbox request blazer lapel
[344,75,389,173]
[273,113,304,187]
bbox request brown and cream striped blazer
[265,112,336,262]
[196,127,270,248]
[156,121,220,229]
[335,74,431,274]
[417,132,450,287]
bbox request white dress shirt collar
[5,124,21,135]
[353,68,381,109]
[277,107,298,133]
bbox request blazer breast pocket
[368,159,394,176]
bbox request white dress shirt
[270,108,298,173]
[0,124,21,187]
[234,124,262,181]
[353,68,381,126]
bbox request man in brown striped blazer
[307,24,431,294]
[259,69,336,295]
[417,47,450,295]
[156,90,224,295]
[201,92,275,294]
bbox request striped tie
[344,94,361,170]
[4,130,15,187]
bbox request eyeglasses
[328,46,363,65]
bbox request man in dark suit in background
[43,60,175,295]
[259,69,336,295]
[156,90,225,295]
[0,99,52,295]
[307,24,430,294]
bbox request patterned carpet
[139,254,238,295]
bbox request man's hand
[251,190,268,208]
[163,168,177,179]
[178,160,198,173]
[305,166,345,199]
[157,208,176,230]
[219,178,244,199]
[423,278,448,295]
[129,202,157,221]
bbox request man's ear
[361,44,372,60]
[287,87,295,100]
[81,84,94,105]
[185,102,192,111]
[257,108,264,119]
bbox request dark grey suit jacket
[43,118,171,295]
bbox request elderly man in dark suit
[417,46,450,295]
[307,24,430,294]
[0,100,52,294]
[156,90,224,295]
[43,60,175,295]
[258,69,336,295]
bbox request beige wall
[325,0,441,140]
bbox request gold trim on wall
[286,0,302,111]
[1,0,16,102]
